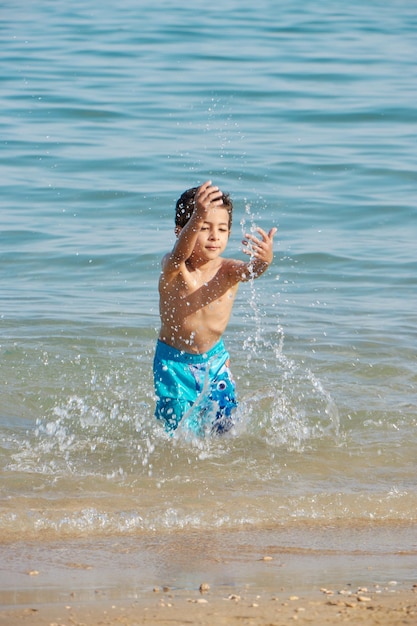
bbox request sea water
[1,0,416,555]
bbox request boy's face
[189,207,231,262]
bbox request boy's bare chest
[168,271,236,311]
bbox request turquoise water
[1,0,417,541]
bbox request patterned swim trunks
[153,339,238,434]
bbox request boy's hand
[194,180,224,217]
[243,227,277,266]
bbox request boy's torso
[158,258,239,354]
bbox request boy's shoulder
[220,256,252,283]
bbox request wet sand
[1,523,416,625]
[1,585,416,626]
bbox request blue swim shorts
[153,339,238,434]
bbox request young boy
[153,180,277,435]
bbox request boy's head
[175,186,233,229]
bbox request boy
[153,180,277,435]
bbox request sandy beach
[1,582,416,625]
[1,524,416,626]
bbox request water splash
[238,202,340,450]
[6,356,158,479]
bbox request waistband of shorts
[155,339,226,364]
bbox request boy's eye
[200,225,229,233]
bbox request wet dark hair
[175,186,233,229]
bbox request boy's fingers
[196,180,213,197]
[244,227,277,247]
[245,227,276,243]
[197,181,222,205]
[256,226,277,240]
